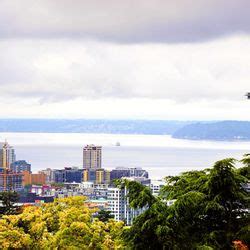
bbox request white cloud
[0,97,250,121]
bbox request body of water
[1,133,249,179]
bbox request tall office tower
[0,141,16,169]
[0,141,21,191]
[83,145,102,169]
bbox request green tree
[96,209,114,222]
[0,191,20,215]
[239,153,250,179]
[124,157,249,249]
[204,158,248,248]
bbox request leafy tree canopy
[96,210,114,222]
[124,157,249,249]
[0,196,124,249]
[0,191,20,216]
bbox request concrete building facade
[10,160,31,173]
[83,168,110,184]
[0,168,23,191]
[107,185,143,225]
[22,171,46,186]
[0,141,16,169]
[83,145,102,169]
[110,167,149,180]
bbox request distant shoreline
[1,131,250,142]
[1,119,250,141]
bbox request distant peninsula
[0,119,250,141]
[172,121,250,141]
[0,119,189,135]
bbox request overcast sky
[0,0,250,120]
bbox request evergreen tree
[0,191,20,215]
[96,210,114,222]
[124,157,249,249]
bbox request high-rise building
[0,141,20,191]
[10,160,31,173]
[0,141,16,169]
[107,178,159,225]
[0,168,23,191]
[83,145,102,169]
[107,185,143,225]
[107,187,126,221]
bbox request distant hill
[1,119,250,140]
[172,121,250,140]
[0,119,190,135]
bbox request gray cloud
[0,37,249,103]
[0,0,250,43]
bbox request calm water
[1,133,249,179]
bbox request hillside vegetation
[173,121,250,140]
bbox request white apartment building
[107,187,126,221]
[107,186,144,225]
[148,179,165,196]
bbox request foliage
[124,157,249,249]
[96,210,114,222]
[0,196,124,249]
[51,182,65,188]
[239,154,250,179]
[125,180,157,209]
[0,191,20,215]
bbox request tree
[204,158,248,248]
[241,153,250,168]
[0,191,20,215]
[239,154,250,179]
[125,180,157,209]
[0,196,124,249]
[124,157,249,249]
[96,210,114,222]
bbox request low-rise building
[40,168,54,183]
[83,168,110,184]
[42,167,84,184]
[148,179,165,196]
[64,167,84,183]
[110,167,149,180]
[22,171,46,186]
[85,198,109,210]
